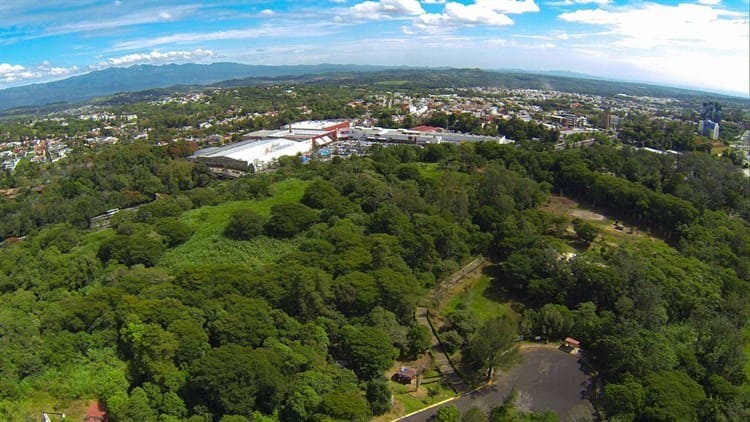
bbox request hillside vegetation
[0,141,748,421]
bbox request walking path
[415,307,469,394]
[413,256,487,394]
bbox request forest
[0,136,748,421]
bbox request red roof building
[564,337,580,347]
[395,366,416,382]
[83,401,107,422]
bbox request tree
[155,217,195,247]
[339,325,396,380]
[462,406,488,422]
[366,378,392,415]
[642,371,705,421]
[264,203,318,238]
[407,324,432,358]
[319,391,371,421]
[224,209,265,240]
[572,218,599,245]
[601,378,645,418]
[436,404,461,422]
[463,316,520,380]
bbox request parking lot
[399,346,595,421]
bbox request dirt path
[415,307,468,394]
[411,256,488,395]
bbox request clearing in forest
[158,178,309,270]
[542,195,654,241]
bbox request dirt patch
[569,209,607,222]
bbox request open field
[442,275,513,322]
[158,178,308,270]
[542,195,655,242]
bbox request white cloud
[558,2,749,94]
[49,5,197,35]
[112,23,335,51]
[547,0,610,6]
[444,2,514,25]
[422,0,447,4]
[415,0,539,28]
[350,0,425,19]
[697,0,721,4]
[96,49,215,68]
[559,3,748,51]
[0,62,79,84]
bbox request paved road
[399,348,595,422]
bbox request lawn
[391,381,456,416]
[443,275,513,321]
[158,178,308,270]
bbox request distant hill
[0,63,743,114]
[0,63,390,111]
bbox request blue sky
[0,0,748,96]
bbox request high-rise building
[699,102,721,139]
[700,102,722,123]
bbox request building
[699,120,720,140]
[345,126,510,145]
[190,120,350,173]
[699,102,721,139]
[700,102,722,123]
[393,366,416,383]
[563,337,581,354]
[84,401,107,422]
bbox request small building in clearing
[564,337,581,354]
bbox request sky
[0,0,748,96]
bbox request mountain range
[0,63,390,112]
[0,63,741,114]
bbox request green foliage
[338,325,397,381]
[642,371,706,421]
[264,203,318,238]
[366,378,392,415]
[436,404,461,422]
[223,209,265,240]
[319,391,371,421]
[463,407,489,422]
[155,217,195,247]
[463,316,520,380]
[572,218,599,245]
[2,125,748,421]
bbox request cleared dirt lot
[398,347,595,421]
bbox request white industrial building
[189,120,350,173]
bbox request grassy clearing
[443,275,513,321]
[391,381,455,416]
[158,178,308,270]
[417,162,442,180]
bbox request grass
[416,162,442,180]
[443,275,513,321]
[391,381,455,415]
[158,178,309,270]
